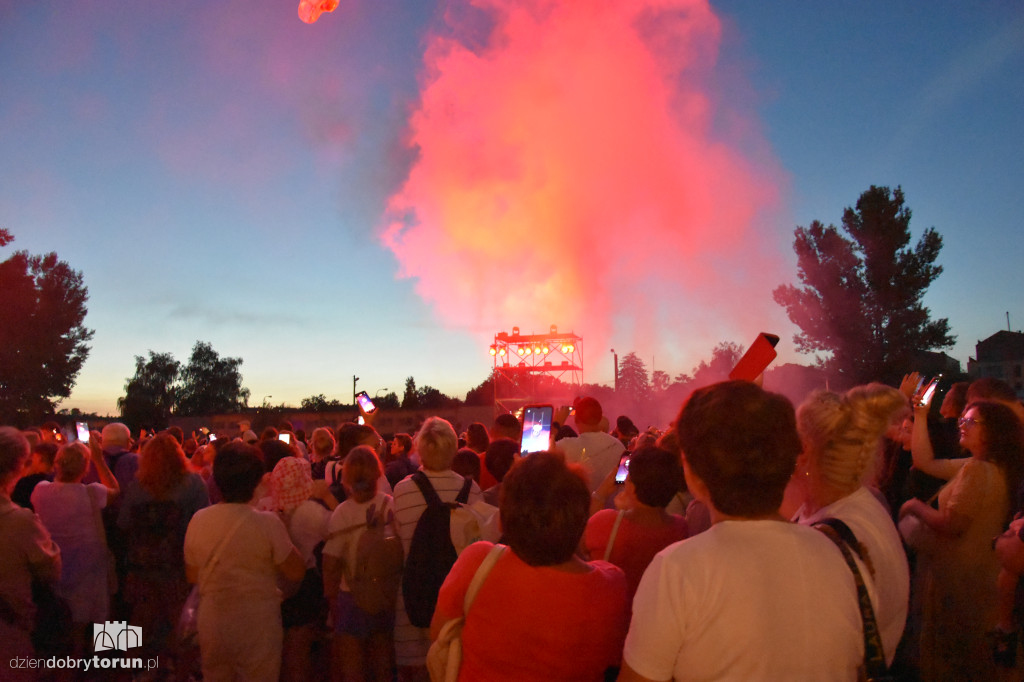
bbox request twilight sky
[2,0,1022,416]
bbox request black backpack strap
[816,517,870,567]
[411,470,444,508]
[456,476,472,504]
[813,521,888,679]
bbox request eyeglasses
[958,417,983,429]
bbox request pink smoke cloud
[383,0,786,370]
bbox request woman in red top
[584,446,688,598]
[432,452,629,681]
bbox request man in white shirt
[554,397,625,492]
[618,381,864,682]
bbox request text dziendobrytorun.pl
[8,655,159,672]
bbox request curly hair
[968,400,1024,499]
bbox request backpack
[126,499,186,571]
[343,502,405,615]
[402,471,473,628]
[326,460,348,504]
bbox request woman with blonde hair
[31,437,119,651]
[787,383,911,666]
[392,417,482,682]
[323,445,397,682]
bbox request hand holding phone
[615,453,631,483]
[355,391,376,414]
[915,375,942,408]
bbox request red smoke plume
[298,0,339,24]
[383,0,785,370]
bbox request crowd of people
[2,373,1024,682]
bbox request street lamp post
[610,349,619,391]
[353,376,360,406]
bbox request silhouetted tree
[617,352,650,406]
[176,341,249,416]
[774,185,954,385]
[300,394,346,412]
[402,376,420,410]
[0,233,93,425]
[376,391,400,410]
[118,351,180,431]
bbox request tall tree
[176,341,250,416]
[773,186,954,385]
[617,352,651,406]
[118,351,180,431]
[402,376,420,410]
[0,234,94,425]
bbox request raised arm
[910,405,967,481]
[88,430,120,502]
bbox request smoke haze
[383,0,787,371]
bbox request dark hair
[967,378,1018,404]
[452,448,482,483]
[969,400,1024,499]
[164,425,184,445]
[628,446,684,508]
[615,415,639,439]
[32,442,59,468]
[500,452,589,566]
[0,427,30,480]
[492,413,521,441]
[945,382,970,416]
[260,426,279,442]
[214,441,266,503]
[466,423,490,453]
[258,438,298,473]
[676,380,800,517]
[393,433,413,457]
[336,423,379,459]
[484,438,518,482]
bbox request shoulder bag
[426,543,506,682]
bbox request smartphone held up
[915,374,943,408]
[355,391,376,414]
[521,404,554,455]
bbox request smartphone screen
[918,375,942,407]
[209,433,218,442]
[279,433,292,444]
[356,391,376,413]
[75,421,90,444]
[615,453,631,483]
[520,404,554,454]
[357,415,365,425]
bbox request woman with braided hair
[786,382,911,666]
